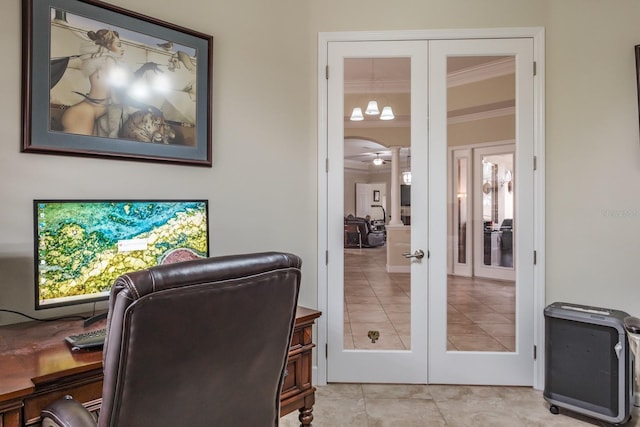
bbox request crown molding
[345,80,410,94]
[447,57,515,88]
[345,56,514,96]
[448,106,515,125]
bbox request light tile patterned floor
[281,383,640,427]
[290,248,636,426]
[344,246,515,352]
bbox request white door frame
[316,27,546,389]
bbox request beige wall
[310,0,640,316]
[448,115,515,146]
[449,74,515,110]
[0,0,316,324]
[2,0,640,326]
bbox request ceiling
[344,56,508,91]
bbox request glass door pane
[343,57,411,351]
[446,56,516,352]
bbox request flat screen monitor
[33,199,209,309]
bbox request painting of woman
[61,29,127,136]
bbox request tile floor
[344,247,411,350]
[447,275,515,352]
[287,247,637,426]
[343,246,515,352]
[280,383,640,426]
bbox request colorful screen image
[34,200,209,309]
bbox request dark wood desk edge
[0,388,34,408]
[295,306,321,324]
[4,307,319,388]
[0,306,321,426]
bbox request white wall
[2,0,640,326]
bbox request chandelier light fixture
[349,101,394,121]
[349,58,396,122]
[373,153,384,166]
[350,99,395,122]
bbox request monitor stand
[83,311,107,327]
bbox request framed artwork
[635,45,640,136]
[373,190,380,202]
[22,0,213,166]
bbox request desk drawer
[281,352,312,400]
[290,325,312,351]
[282,353,302,397]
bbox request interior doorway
[317,28,545,388]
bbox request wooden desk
[0,307,321,427]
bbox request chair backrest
[98,252,302,427]
[344,216,369,235]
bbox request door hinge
[326,158,329,173]
[326,65,329,80]
[325,250,329,265]
[533,61,537,76]
[533,156,537,171]
[533,250,537,265]
[533,345,537,360]
[325,343,328,357]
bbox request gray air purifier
[544,302,633,425]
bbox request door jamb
[317,27,545,389]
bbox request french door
[428,38,535,384]
[324,34,539,385]
[327,40,428,383]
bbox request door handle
[403,249,425,260]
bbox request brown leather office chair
[41,252,302,427]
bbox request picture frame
[373,190,380,202]
[22,0,213,166]
[635,45,640,136]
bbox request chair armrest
[625,316,640,334]
[41,395,97,427]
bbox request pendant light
[365,100,380,115]
[380,106,395,120]
[402,171,412,185]
[350,107,364,121]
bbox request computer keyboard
[65,328,107,351]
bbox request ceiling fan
[371,153,390,166]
